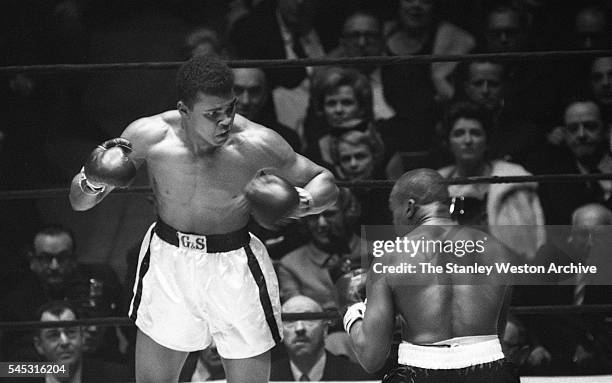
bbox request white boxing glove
[343,299,367,333]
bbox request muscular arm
[349,269,395,373]
[69,117,154,211]
[257,126,338,216]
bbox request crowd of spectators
[2,0,612,381]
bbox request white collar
[289,352,326,381]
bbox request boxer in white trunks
[69,54,338,383]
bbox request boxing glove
[83,138,137,189]
[336,268,367,318]
[245,173,300,230]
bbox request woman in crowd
[437,101,546,261]
[304,67,386,168]
[329,129,391,226]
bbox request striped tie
[573,272,586,306]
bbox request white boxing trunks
[128,219,282,359]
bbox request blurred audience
[453,59,544,165]
[515,204,612,375]
[590,56,612,122]
[230,0,334,131]
[304,66,386,168]
[330,10,395,120]
[381,0,475,153]
[278,188,364,311]
[483,4,562,127]
[571,4,610,50]
[437,102,546,262]
[329,129,391,226]
[1,224,123,362]
[535,98,612,225]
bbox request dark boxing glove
[82,138,137,190]
[245,173,300,230]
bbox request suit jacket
[526,145,612,225]
[230,0,336,89]
[270,351,373,381]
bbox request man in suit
[230,0,337,131]
[515,203,612,375]
[535,98,612,225]
[1,224,123,362]
[271,295,372,381]
[25,300,129,383]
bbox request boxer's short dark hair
[177,54,234,107]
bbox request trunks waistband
[154,217,251,253]
[398,336,504,370]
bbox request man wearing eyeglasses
[69,54,338,383]
[0,224,122,362]
[329,10,395,121]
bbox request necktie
[574,273,586,306]
[292,33,306,58]
[586,164,605,202]
[573,272,586,306]
[299,374,310,381]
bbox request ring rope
[1,304,611,330]
[1,173,611,200]
[1,49,611,75]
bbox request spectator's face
[569,208,608,258]
[563,102,605,162]
[30,233,76,287]
[399,0,434,31]
[337,141,374,180]
[591,57,612,106]
[486,10,524,52]
[34,309,83,368]
[306,204,346,248]
[464,63,505,110]
[449,118,487,164]
[341,14,384,58]
[233,68,267,120]
[574,9,608,49]
[282,297,327,359]
[278,0,317,34]
[323,86,362,128]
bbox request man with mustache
[270,295,372,381]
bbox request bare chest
[146,141,265,205]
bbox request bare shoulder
[121,110,177,148]
[233,114,293,158]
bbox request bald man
[343,169,519,382]
[271,295,372,381]
[518,203,612,374]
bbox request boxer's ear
[177,101,189,115]
[406,199,417,219]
